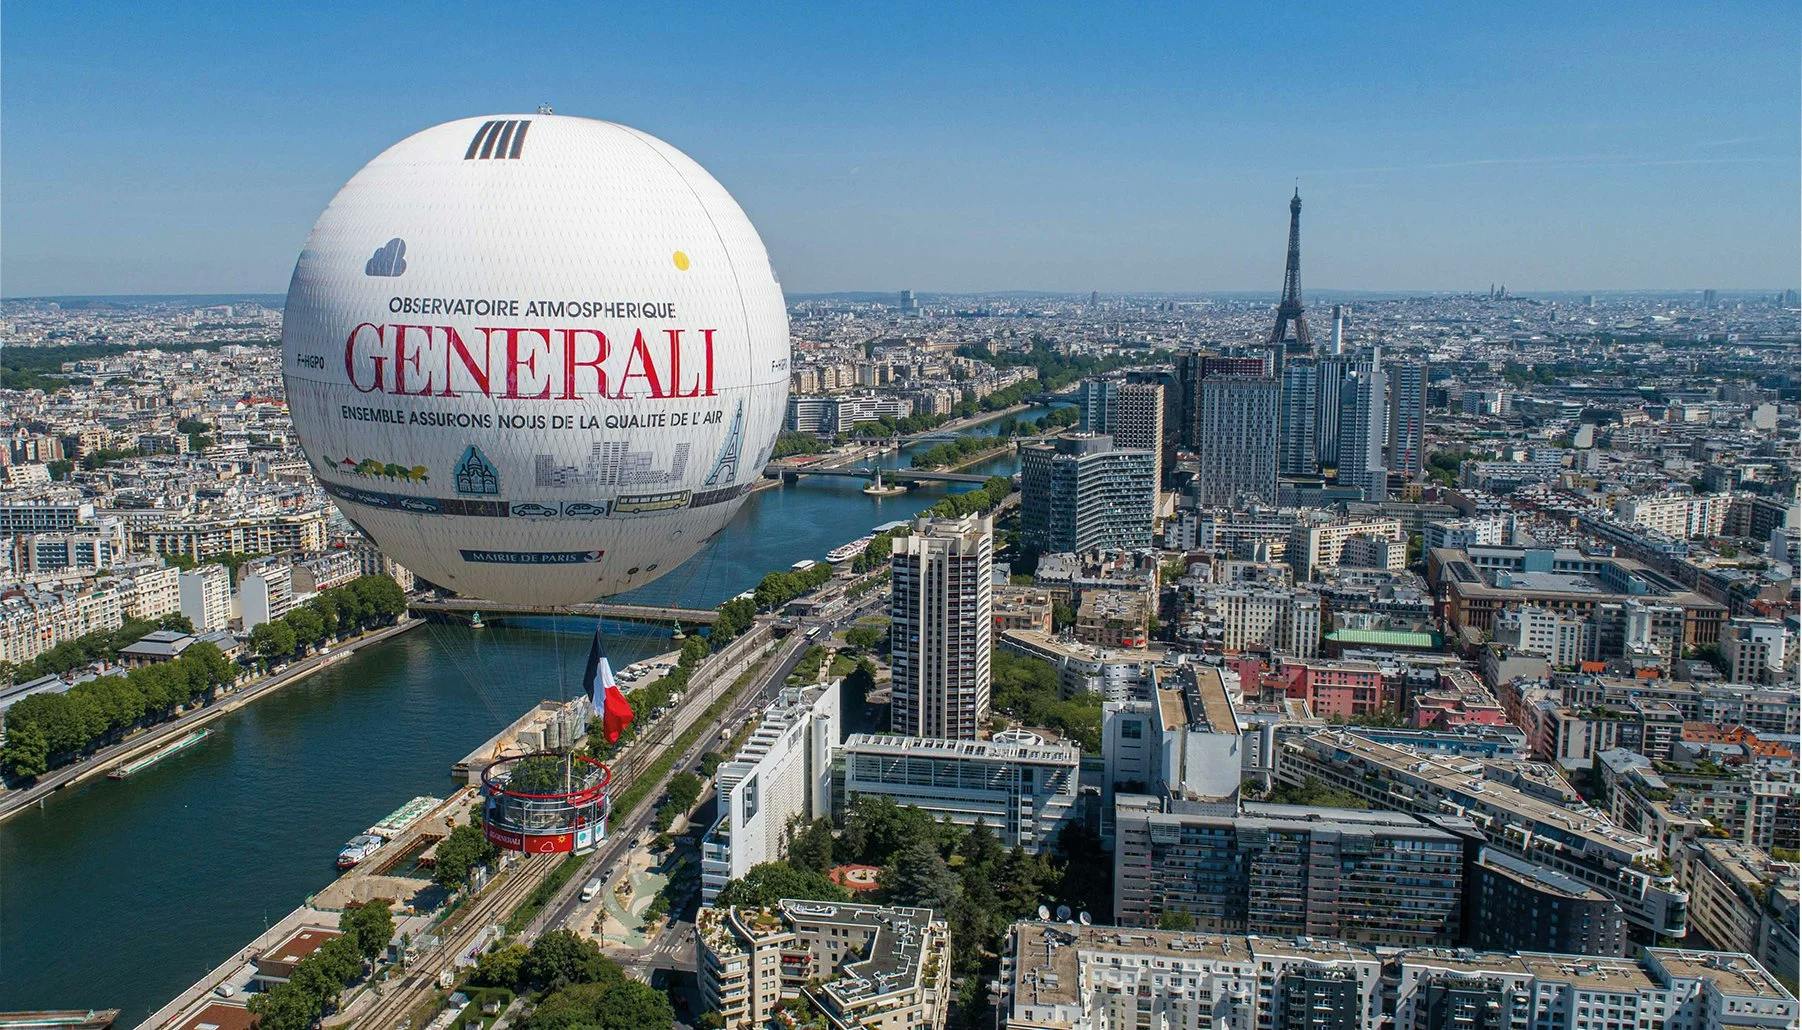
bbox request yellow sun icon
[672,250,691,271]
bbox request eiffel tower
[704,399,745,486]
[1268,187,1312,377]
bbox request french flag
[584,624,635,743]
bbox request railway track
[342,627,784,1027]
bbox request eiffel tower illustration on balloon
[704,399,745,486]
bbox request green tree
[786,816,838,873]
[342,901,394,961]
[469,942,528,989]
[250,620,297,662]
[843,625,884,652]
[3,721,50,780]
[881,836,961,911]
[434,821,499,889]
[715,862,850,908]
[285,606,325,649]
[665,770,703,810]
[521,929,619,992]
[1159,910,1196,931]
[595,979,673,1029]
[679,633,711,668]
[507,755,568,795]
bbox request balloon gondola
[481,751,613,855]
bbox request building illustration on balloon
[281,113,790,852]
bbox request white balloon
[282,115,789,604]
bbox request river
[0,403,1065,1021]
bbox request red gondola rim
[481,751,613,801]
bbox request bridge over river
[762,463,996,485]
[408,596,719,625]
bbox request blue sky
[3,2,1797,296]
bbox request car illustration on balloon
[562,501,610,518]
[510,502,559,519]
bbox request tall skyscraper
[1019,434,1156,553]
[1314,355,1350,468]
[890,513,992,740]
[1336,348,1388,501]
[1267,188,1312,378]
[1386,360,1427,481]
[1279,358,1319,477]
[1078,378,1166,486]
[1329,303,1346,355]
[1196,376,1280,506]
[1175,352,1267,451]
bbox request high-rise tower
[890,513,992,740]
[1268,188,1312,368]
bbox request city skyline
[4,4,1799,297]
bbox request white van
[580,876,604,902]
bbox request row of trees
[750,560,835,611]
[247,575,407,664]
[771,430,833,458]
[246,902,394,1030]
[911,434,1005,470]
[715,796,1110,1026]
[926,475,1013,521]
[2,611,192,683]
[468,929,672,1029]
[991,647,1102,752]
[2,640,236,780]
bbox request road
[0,619,421,826]
[530,633,808,938]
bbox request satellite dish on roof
[1055,905,1072,922]
[1036,905,1050,921]
[1079,911,1092,926]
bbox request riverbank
[0,618,422,827]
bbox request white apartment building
[841,731,1080,854]
[1342,532,1405,572]
[20,520,127,574]
[115,563,181,620]
[0,583,125,666]
[785,393,915,434]
[699,683,841,904]
[1207,586,1321,658]
[1001,920,1797,1030]
[1424,514,1507,552]
[1287,517,1404,580]
[1496,605,1597,669]
[698,899,951,1030]
[997,628,1155,702]
[235,557,295,630]
[0,493,92,535]
[1721,618,1788,687]
[1001,922,1382,1030]
[1617,492,1735,540]
[179,564,233,633]
[890,514,992,740]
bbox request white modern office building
[840,730,1079,854]
[700,683,842,903]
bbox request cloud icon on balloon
[365,238,408,277]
